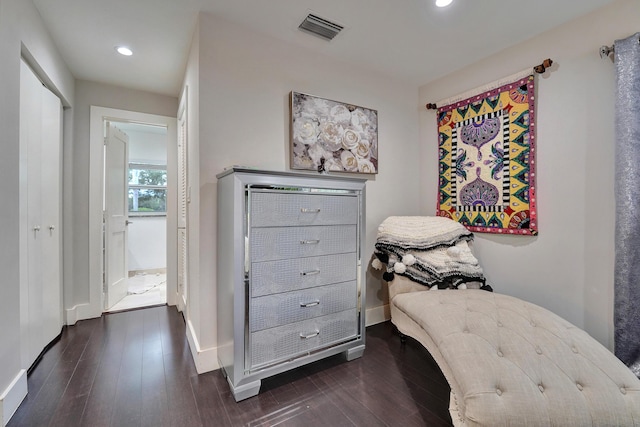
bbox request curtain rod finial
[600,45,614,58]
[534,58,553,74]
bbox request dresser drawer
[249,281,357,332]
[250,192,358,227]
[251,253,356,297]
[250,225,356,262]
[249,309,358,368]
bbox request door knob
[49,225,55,231]
[33,225,41,232]
[125,220,133,226]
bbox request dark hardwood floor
[8,306,452,427]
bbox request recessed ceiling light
[435,0,453,7]
[115,46,133,56]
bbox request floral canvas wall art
[290,92,378,174]
[437,74,538,235]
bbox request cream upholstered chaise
[388,277,640,426]
[376,217,640,426]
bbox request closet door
[21,59,44,366]
[40,83,63,343]
[19,59,63,367]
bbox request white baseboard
[65,303,101,326]
[366,304,390,327]
[0,369,27,426]
[186,320,219,374]
[65,305,79,325]
[181,305,389,374]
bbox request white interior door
[104,122,129,310]
[20,59,63,367]
[40,78,63,341]
[21,59,44,366]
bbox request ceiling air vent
[298,14,344,41]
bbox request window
[128,163,167,215]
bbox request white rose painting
[290,91,378,174]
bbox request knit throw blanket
[374,216,486,289]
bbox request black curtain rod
[425,58,553,110]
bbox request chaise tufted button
[497,321,503,327]
[463,328,469,333]
[572,346,579,354]
[535,346,543,355]
[538,384,544,393]
[576,383,583,391]
[620,387,627,395]
[497,350,504,357]
[496,388,502,396]
[530,321,536,327]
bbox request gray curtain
[614,32,640,378]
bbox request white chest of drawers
[216,168,366,401]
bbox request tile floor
[107,272,167,312]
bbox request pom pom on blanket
[402,254,416,266]
[372,258,384,271]
[394,262,407,274]
[374,252,389,264]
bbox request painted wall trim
[64,303,100,326]
[0,369,27,426]
[365,304,390,327]
[186,319,219,374]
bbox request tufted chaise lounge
[388,276,640,426]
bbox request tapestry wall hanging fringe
[436,69,538,235]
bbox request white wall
[419,0,639,350]
[0,0,74,422]
[182,20,204,369]
[183,12,422,371]
[128,129,168,164]
[128,217,167,271]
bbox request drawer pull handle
[300,240,320,245]
[300,208,321,213]
[300,330,320,339]
[300,300,320,308]
[300,269,320,276]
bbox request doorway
[87,106,177,319]
[105,121,169,312]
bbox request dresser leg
[345,344,365,361]
[229,378,262,402]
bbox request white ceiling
[33,0,615,97]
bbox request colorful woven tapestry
[436,74,538,235]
